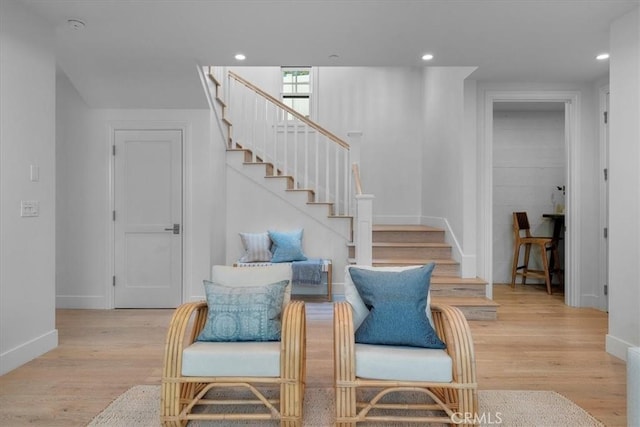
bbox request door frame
[106,121,190,309]
[598,85,610,311]
[480,91,581,306]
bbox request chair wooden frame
[333,302,478,426]
[161,300,306,426]
[510,211,562,295]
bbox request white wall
[422,67,478,277]
[492,109,565,283]
[55,72,223,307]
[318,67,424,224]
[606,6,640,360]
[224,167,349,296]
[0,0,58,374]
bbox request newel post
[355,194,374,266]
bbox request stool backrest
[513,211,532,238]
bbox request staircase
[225,145,353,239]
[349,225,498,320]
[207,67,496,320]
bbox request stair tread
[432,296,499,307]
[373,224,442,232]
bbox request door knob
[164,224,180,234]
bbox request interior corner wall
[422,67,477,250]
[0,0,58,374]
[606,6,640,360]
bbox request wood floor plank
[0,285,627,426]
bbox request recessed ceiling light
[596,53,610,61]
[67,19,85,30]
[329,54,339,60]
[422,53,434,61]
[235,53,246,61]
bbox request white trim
[606,334,634,361]
[598,84,610,312]
[107,121,190,308]
[421,216,476,280]
[481,91,581,307]
[0,329,58,375]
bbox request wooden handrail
[352,163,363,195]
[227,71,350,150]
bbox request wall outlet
[21,200,39,217]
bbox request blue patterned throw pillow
[197,280,288,342]
[348,263,446,349]
[268,229,308,263]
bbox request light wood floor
[0,284,627,426]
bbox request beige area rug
[88,385,604,427]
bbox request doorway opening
[492,101,566,294]
[481,91,580,307]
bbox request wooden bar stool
[510,211,561,294]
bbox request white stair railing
[222,70,352,216]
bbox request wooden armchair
[334,266,477,426]
[161,265,306,426]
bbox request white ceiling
[20,0,639,109]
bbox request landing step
[432,296,499,321]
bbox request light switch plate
[21,200,39,217]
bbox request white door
[114,129,183,308]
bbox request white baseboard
[581,294,606,311]
[0,329,58,375]
[56,295,107,309]
[421,216,476,278]
[606,334,634,361]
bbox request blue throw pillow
[197,280,288,342]
[348,264,446,349]
[268,229,308,263]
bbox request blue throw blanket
[292,259,323,286]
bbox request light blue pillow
[348,263,446,349]
[197,280,288,342]
[268,229,308,263]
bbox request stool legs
[511,242,554,294]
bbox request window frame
[280,66,316,121]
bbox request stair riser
[453,306,497,321]
[373,230,445,243]
[371,262,459,276]
[430,284,486,297]
[349,246,451,259]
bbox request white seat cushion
[182,341,280,377]
[355,343,453,382]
